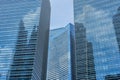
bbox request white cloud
[23,7,40,30]
[75,5,109,23]
[75,4,120,57]
[75,5,116,42]
[75,4,120,80]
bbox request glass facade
[47,23,74,80]
[73,0,120,80]
[73,23,96,80]
[0,0,51,80]
[8,20,38,80]
[0,47,13,80]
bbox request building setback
[8,0,51,80]
[47,23,74,80]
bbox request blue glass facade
[47,23,74,80]
[8,20,37,80]
[74,0,120,80]
[73,23,96,80]
[0,47,13,80]
[0,0,51,80]
[0,0,41,80]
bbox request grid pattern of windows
[73,23,96,80]
[0,0,51,80]
[47,24,74,80]
[74,0,120,80]
[0,47,13,80]
[9,21,38,80]
[0,0,41,80]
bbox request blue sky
[50,0,74,29]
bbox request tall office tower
[0,0,51,80]
[9,21,38,80]
[86,42,96,80]
[73,0,120,80]
[47,23,74,80]
[9,20,28,79]
[73,23,96,80]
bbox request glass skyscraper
[73,0,120,80]
[47,23,74,80]
[73,23,96,80]
[0,0,51,80]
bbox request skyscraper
[8,21,39,80]
[47,23,74,80]
[8,20,29,80]
[73,23,96,80]
[2,0,51,80]
[73,0,120,80]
